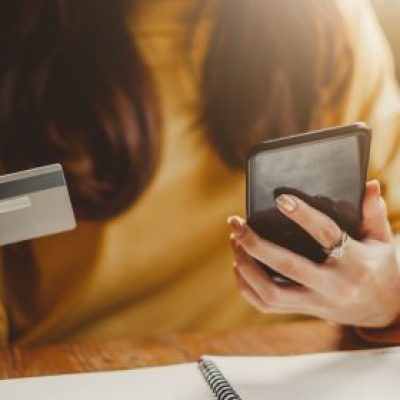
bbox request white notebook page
[0,362,211,400]
[2,347,400,399]
[206,346,400,399]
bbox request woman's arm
[229,0,400,342]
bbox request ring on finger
[323,230,349,259]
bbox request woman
[0,0,399,345]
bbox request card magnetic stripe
[0,170,65,201]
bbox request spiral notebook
[198,347,400,399]
[1,347,400,399]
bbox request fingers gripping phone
[246,123,371,284]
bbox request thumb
[362,180,392,242]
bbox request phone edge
[246,122,372,219]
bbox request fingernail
[276,194,297,213]
[227,216,246,237]
[373,179,381,196]
[369,179,381,198]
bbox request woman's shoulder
[335,0,373,22]
[334,0,388,54]
[330,0,398,124]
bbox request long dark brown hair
[0,0,352,220]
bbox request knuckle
[241,231,265,258]
[261,288,278,307]
[278,257,299,278]
[296,209,312,227]
[241,229,259,250]
[259,299,274,313]
[319,220,340,246]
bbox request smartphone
[246,123,371,284]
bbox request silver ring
[323,231,349,259]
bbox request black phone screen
[247,128,370,282]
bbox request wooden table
[0,320,380,379]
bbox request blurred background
[371,0,400,81]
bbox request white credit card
[0,164,76,245]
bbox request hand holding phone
[246,123,371,283]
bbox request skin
[228,180,400,328]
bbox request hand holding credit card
[0,164,76,245]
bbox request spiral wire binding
[198,359,241,400]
